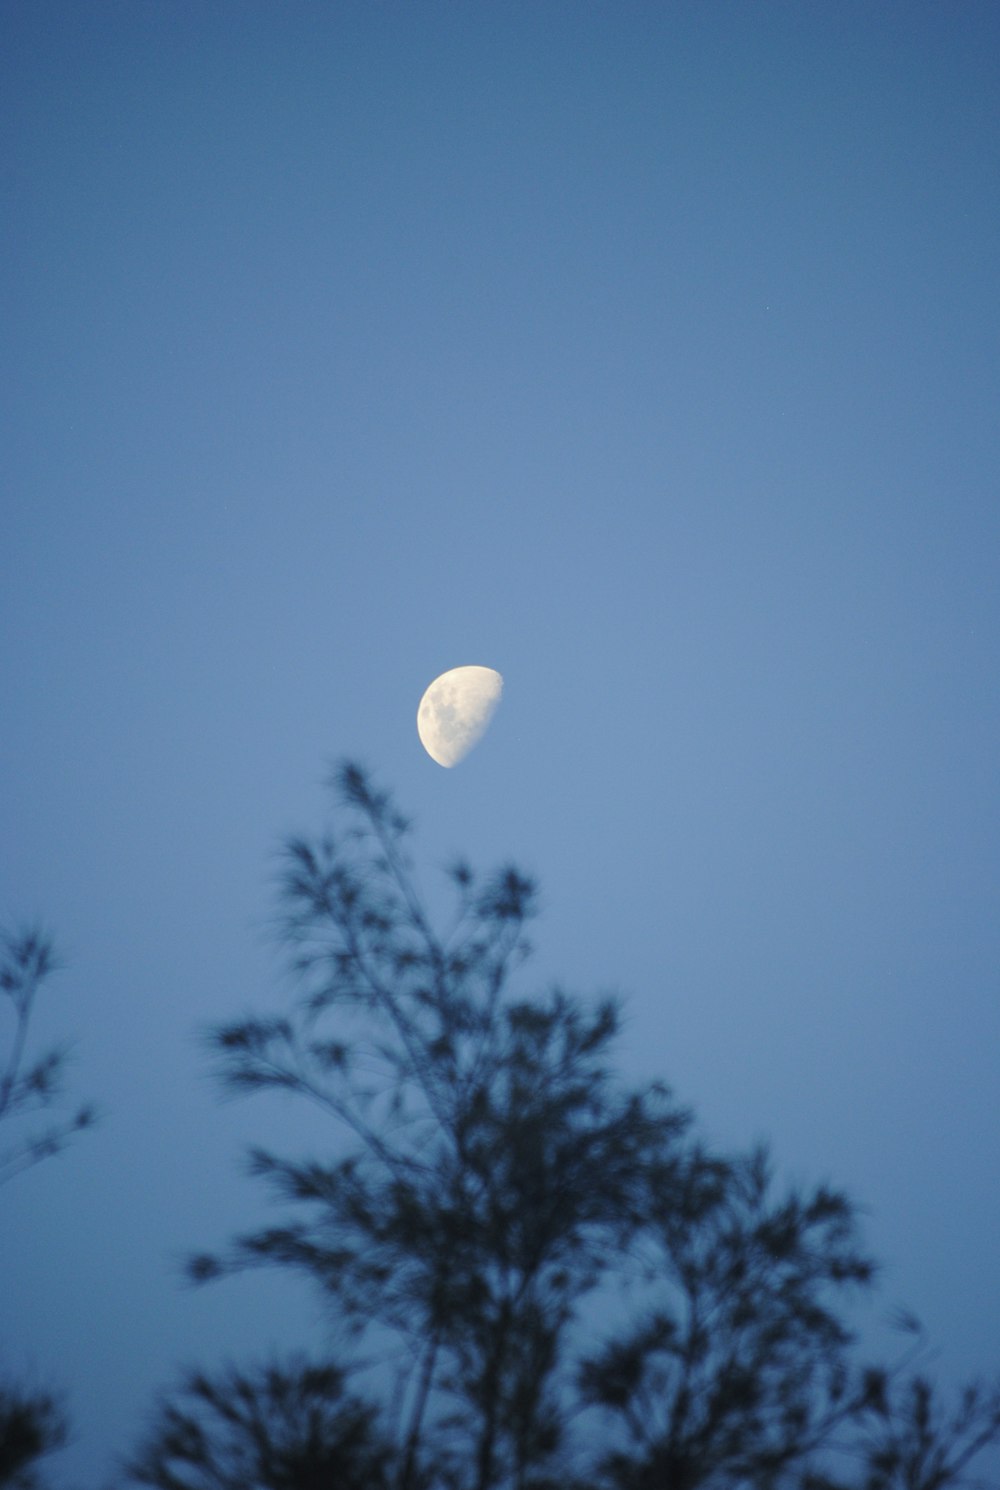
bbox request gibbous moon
[417,665,503,768]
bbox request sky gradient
[2,3,999,1485]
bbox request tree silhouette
[125,1357,394,1490]
[0,927,94,1186]
[1,926,94,1489]
[809,1372,1000,1490]
[186,764,683,1490]
[134,764,999,1490]
[0,1380,67,1490]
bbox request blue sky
[2,3,999,1483]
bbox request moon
[417,665,503,768]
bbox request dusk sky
[2,3,999,1485]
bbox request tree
[186,764,683,1490]
[134,763,999,1490]
[0,1380,67,1490]
[125,1356,394,1490]
[577,1143,876,1490]
[0,927,95,1186]
[817,1372,1000,1490]
[1,925,94,1489]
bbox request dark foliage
[125,1357,394,1490]
[2,926,94,1489]
[579,1144,877,1490]
[0,1380,67,1490]
[0,927,95,1186]
[186,764,683,1490]
[134,763,1000,1490]
[816,1373,1000,1490]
